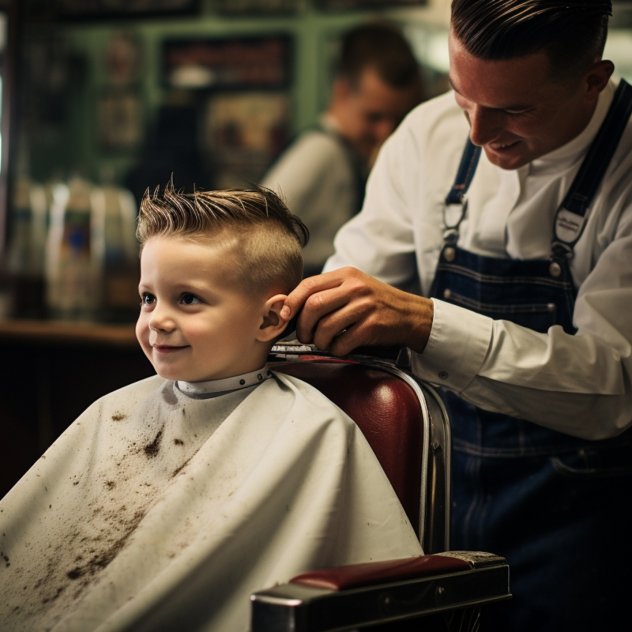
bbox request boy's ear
[256,294,290,342]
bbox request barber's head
[329,21,424,166]
[449,0,614,169]
[452,0,611,80]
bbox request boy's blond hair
[137,183,309,295]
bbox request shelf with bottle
[1,172,140,325]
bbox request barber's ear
[585,59,615,96]
[256,294,290,342]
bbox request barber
[281,1,632,630]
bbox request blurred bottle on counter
[4,170,139,323]
[45,175,101,320]
[91,178,139,322]
[4,175,50,318]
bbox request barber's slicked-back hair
[336,20,422,91]
[136,181,309,295]
[451,0,612,79]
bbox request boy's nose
[149,305,175,332]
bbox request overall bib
[430,80,632,632]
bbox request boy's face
[136,235,271,382]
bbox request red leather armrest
[290,554,472,591]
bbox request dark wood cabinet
[0,319,154,496]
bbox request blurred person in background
[262,21,424,276]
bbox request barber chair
[250,343,510,631]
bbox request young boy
[0,184,422,631]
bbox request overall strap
[445,139,482,205]
[443,139,482,243]
[553,79,632,259]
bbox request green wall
[21,2,447,187]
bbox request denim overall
[430,80,632,632]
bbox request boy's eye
[140,293,155,305]
[180,293,201,305]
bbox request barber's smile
[488,140,520,152]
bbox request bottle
[91,179,139,322]
[5,175,48,317]
[45,175,102,320]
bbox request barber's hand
[280,266,433,356]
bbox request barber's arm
[283,268,632,442]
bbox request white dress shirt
[326,79,632,440]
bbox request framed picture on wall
[57,0,199,20]
[98,90,143,152]
[203,91,290,188]
[162,34,293,90]
[103,31,144,87]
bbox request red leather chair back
[273,357,424,535]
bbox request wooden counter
[0,317,140,346]
[0,318,155,496]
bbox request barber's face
[448,31,609,170]
[336,68,421,165]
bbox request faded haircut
[137,183,309,295]
[336,21,422,92]
[451,0,612,80]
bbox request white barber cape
[0,370,421,631]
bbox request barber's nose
[467,105,503,146]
